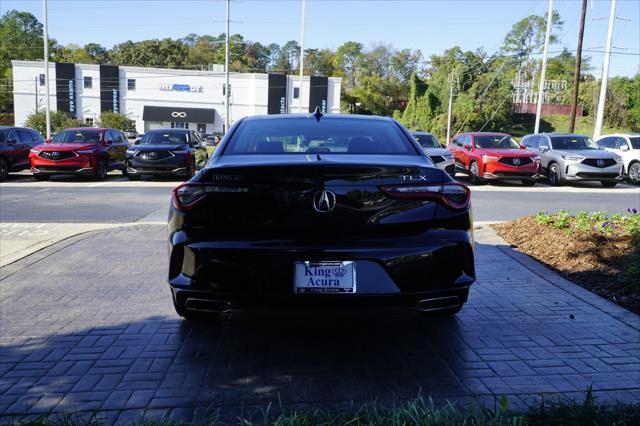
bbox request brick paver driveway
[1,225,638,424]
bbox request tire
[628,162,640,185]
[601,180,618,187]
[547,162,562,186]
[521,179,536,186]
[0,157,8,181]
[93,157,107,181]
[34,174,50,181]
[469,161,483,185]
[127,174,141,181]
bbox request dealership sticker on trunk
[294,261,355,293]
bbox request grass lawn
[508,114,631,138]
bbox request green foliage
[535,211,554,225]
[24,111,86,135]
[110,38,189,68]
[97,112,133,131]
[554,209,572,230]
[534,209,640,239]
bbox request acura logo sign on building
[171,112,187,118]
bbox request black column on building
[308,76,329,113]
[267,74,288,114]
[55,62,76,117]
[100,65,120,113]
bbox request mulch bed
[492,216,640,315]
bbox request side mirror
[7,138,17,145]
[519,144,526,149]
[45,139,52,144]
[105,139,113,145]
[463,144,472,151]
[540,146,549,152]
[134,139,140,145]
[621,145,630,152]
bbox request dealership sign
[160,84,203,93]
[55,63,76,116]
[100,65,120,113]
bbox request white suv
[596,134,640,185]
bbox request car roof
[539,133,589,137]
[146,128,191,132]
[63,128,108,131]
[411,131,433,135]
[458,132,511,137]
[240,113,395,123]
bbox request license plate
[294,261,355,294]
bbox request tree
[52,43,94,63]
[275,40,300,73]
[25,111,85,135]
[84,43,109,63]
[98,112,133,131]
[110,38,188,68]
[333,41,364,89]
[0,10,44,112]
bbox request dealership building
[11,60,342,134]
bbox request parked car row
[0,126,209,181]
[412,131,639,187]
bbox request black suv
[0,126,44,181]
[125,129,208,180]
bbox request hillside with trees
[1,8,638,136]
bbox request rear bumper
[167,224,476,311]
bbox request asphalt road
[0,172,638,223]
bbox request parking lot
[1,172,639,423]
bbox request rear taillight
[381,182,470,210]
[172,183,249,212]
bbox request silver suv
[411,132,455,176]
[521,133,623,187]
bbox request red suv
[29,128,128,181]
[448,132,541,185]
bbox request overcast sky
[3,0,639,77]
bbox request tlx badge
[400,175,428,182]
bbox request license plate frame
[293,261,356,294]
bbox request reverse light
[172,183,249,212]
[482,155,499,162]
[562,155,584,161]
[381,182,470,210]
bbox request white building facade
[12,60,342,134]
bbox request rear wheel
[521,179,536,186]
[94,158,107,181]
[469,161,483,185]
[34,174,50,181]
[601,180,618,187]
[0,157,8,181]
[547,162,562,186]
[628,162,640,185]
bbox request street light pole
[42,0,51,139]
[534,0,553,134]
[568,0,587,133]
[298,0,306,113]
[224,0,230,133]
[446,68,455,144]
[593,0,617,140]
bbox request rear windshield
[140,131,190,145]
[53,130,103,144]
[550,136,599,150]
[224,118,417,155]
[413,134,441,148]
[474,135,519,149]
[630,137,640,150]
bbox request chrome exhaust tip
[416,296,459,312]
[185,298,232,313]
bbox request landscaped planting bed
[492,209,640,314]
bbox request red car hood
[478,148,536,157]
[35,143,100,151]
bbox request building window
[293,87,300,99]
[85,118,94,126]
[84,76,92,89]
[39,74,45,86]
[127,79,136,91]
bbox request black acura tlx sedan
[167,113,475,320]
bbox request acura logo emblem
[597,159,605,167]
[51,151,60,159]
[171,111,187,118]
[512,158,521,166]
[312,190,337,213]
[148,152,157,159]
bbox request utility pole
[42,0,51,139]
[534,0,553,134]
[298,0,306,113]
[35,76,38,112]
[224,0,230,133]
[593,0,617,140]
[446,68,456,144]
[569,0,587,133]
